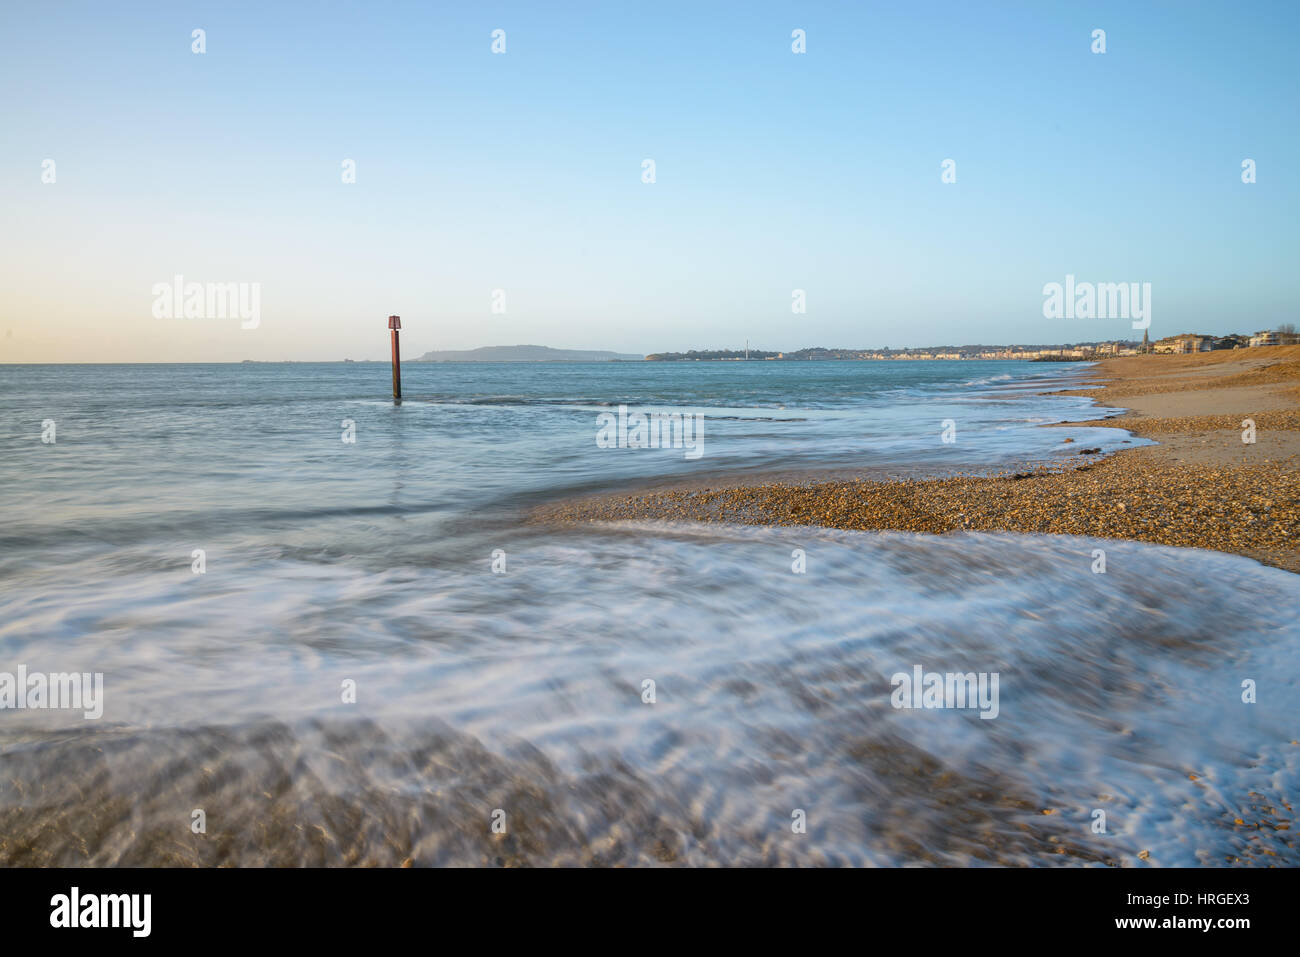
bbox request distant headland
[412,345,644,362]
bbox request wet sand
[534,346,1300,573]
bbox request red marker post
[388,315,402,404]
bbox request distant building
[1097,341,1142,355]
[1154,334,1212,354]
[1210,334,1248,350]
[1249,330,1300,347]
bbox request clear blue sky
[2,0,1297,360]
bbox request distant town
[646,326,1299,361]
[265,326,1300,365]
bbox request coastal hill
[412,345,643,362]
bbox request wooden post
[388,315,402,403]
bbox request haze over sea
[2,360,1297,865]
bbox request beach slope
[536,346,1300,572]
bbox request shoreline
[532,346,1300,573]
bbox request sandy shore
[534,345,1300,573]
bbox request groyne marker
[388,315,402,404]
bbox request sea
[1,360,1296,865]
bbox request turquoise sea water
[1,360,1296,865]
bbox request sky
[1,0,1297,362]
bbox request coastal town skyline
[645,327,1297,360]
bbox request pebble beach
[534,346,1300,573]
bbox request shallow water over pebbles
[2,525,1295,866]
